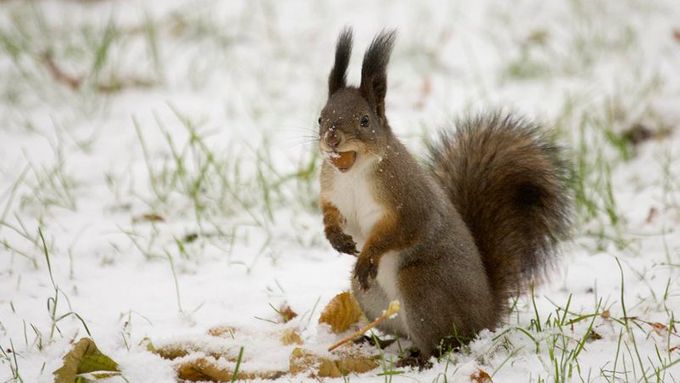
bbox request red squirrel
[318,29,571,362]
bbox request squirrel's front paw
[328,231,359,255]
[354,255,378,290]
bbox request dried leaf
[278,304,298,323]
[328,300,399,352]
[184,232,199,242]
[54,338,120,383]
[151,345,190,360]
[319,292,363,333]
[645,207,658,224]
[281,329,303,345]
[148,340,227,361]
[527,29,549,45]
[622,123,653,146]
[289,348,317,375]
[132,213,165,223]
[333,355,379,376]
[588,330,603,342]
[470,368,493,383]
[176,356,285,381]
[650,322,667,336]
[289,347,378,378]
[208,325,237,338]
[176,357,236,381]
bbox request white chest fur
[326,160,403,307]
[327,162,384,249]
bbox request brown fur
[317,29,572,359]
[353,150,425,289]
[427,114,572,317]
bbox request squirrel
[318,28,571,361]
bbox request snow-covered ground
[1,0,680,381]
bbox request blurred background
[1,1,679,382]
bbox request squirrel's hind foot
[395,348,433,370]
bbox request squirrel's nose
[324,130,341,148]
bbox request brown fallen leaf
[588,330,603,342]
[281,328,303,345]
[645,207,659,224]
[622,123,673,148]
[176,356,285,381]
[132,213,165,223]
[289,347,378,378]
[470,368,493,383]
[289,347,317,375]
[184,232,199,243]
[208,325,237,338]
[527,29,549,45]
[54,338,120,383]
[622,123,653,146]
[148,341,233,361]
[649,322,668,336]
[601,310,610,320]
[146,342,189,360]
[328,300,400,352]
[278,304,298,323]
[319,292,363,333]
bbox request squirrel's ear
[360,30,396,119]
[328,28,353,96]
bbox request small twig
[40,51,155,93]
[328,300,400,352]
[96,77,155,94]
[41,51,83,90]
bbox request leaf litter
[141,292,395,380]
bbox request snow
[1,0,680,382]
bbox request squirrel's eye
[360,115,369,127]
[318,117,322,124]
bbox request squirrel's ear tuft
[360,30,396,118]
[328,27,353,96]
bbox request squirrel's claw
[354,255,378,290]
[329,232,359,255]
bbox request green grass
[39,228,91,343]
[0,0,679,382]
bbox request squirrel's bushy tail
[427,113,572,316]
